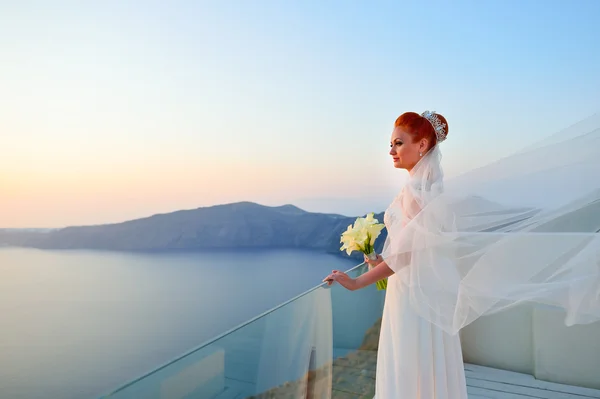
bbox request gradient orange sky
[2,153,405,227]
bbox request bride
[323,111,600,398]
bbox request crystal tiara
[421,110,447,143]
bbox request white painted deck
[465,363,600,399]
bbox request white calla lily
[338,212,387,290]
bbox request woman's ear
[419,138,429,153]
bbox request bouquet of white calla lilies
[340,212,387,290]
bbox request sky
[1,0,600,228]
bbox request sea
[0,246,357,399]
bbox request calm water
[0,247,356,399]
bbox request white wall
[532,306,600,389]
[460,303,600,390]
[460,304,534,375]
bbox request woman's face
[389,126,428,172]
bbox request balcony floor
[330,349,600,399]
[465,363,600,399]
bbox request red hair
[394,112,448,149]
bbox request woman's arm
[354,261,394,290]
[324,254,396,291]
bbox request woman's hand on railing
[323,270,358,291]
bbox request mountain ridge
[0,202,387,260]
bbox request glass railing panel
[99,276,334,398]
[99,263,385,399]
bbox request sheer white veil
[381,113,600,335]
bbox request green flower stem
[375,278,388,291]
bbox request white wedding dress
[375,271,468,398]
[374,186,468,399]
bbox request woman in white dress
[325,111,467,398]
[324,110,600,398]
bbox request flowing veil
[381,113,600,335]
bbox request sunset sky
[2,1,600,228]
